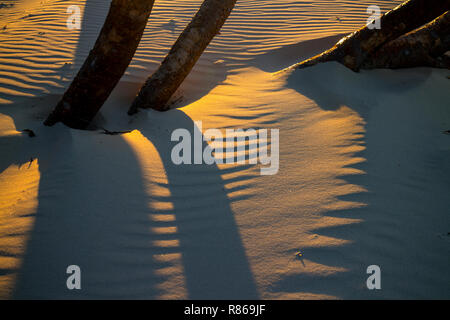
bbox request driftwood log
[128,0,237,114]
[290,0,450,72]
[45,0,155,129]
[361,11,450,69]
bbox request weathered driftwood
[290,0,450,72]
[45,0,155,129]
[361,11,450,69]
[128,0,237,114]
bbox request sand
[0,0,449,299]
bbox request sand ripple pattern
[0,0,402,104]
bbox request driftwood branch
[290,0,450,72]
[128,0,237,114]
[45,0,155,129]
[361,11,450,69]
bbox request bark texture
[361,11,450,69]
[291,0,450,71]
[45,0,155,129]
[128,0,237,114]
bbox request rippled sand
[1,0,449,299]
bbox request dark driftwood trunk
[128,0,237,114]
[45,0,155,129]
[361,11,450,69]
[291,0,450,72]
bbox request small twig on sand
[22,129,36,137]
[100,128,132,136]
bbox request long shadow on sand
[73,0,108,69]
[1,97,258,299]
[133,110,259,299]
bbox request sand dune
[1,0,449,299]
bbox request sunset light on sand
[0,0,449,307]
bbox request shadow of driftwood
[132,109,259,299]
[251,34,346,73]
[73,0,109,70]
[5,103,258,299]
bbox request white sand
[0,0,449,299]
